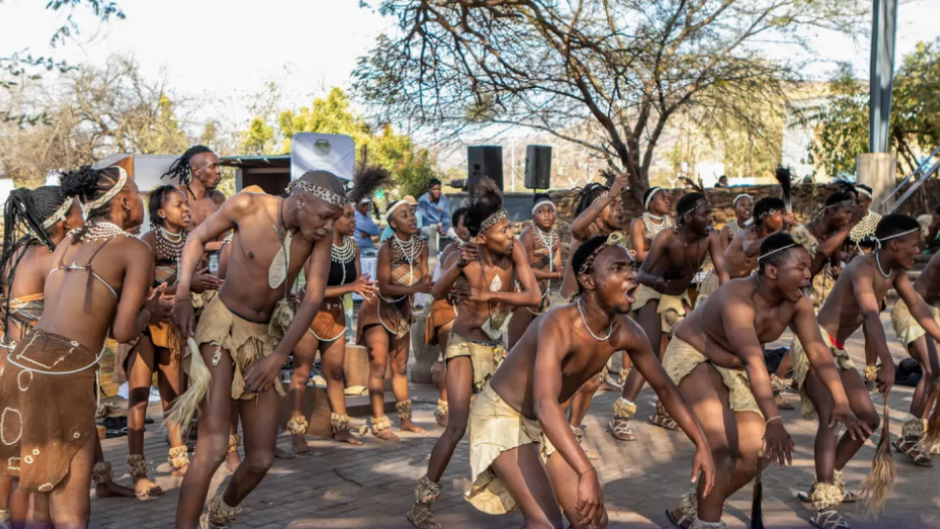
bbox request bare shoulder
[209,189,227,205]
[611,314,646,350]
[537,304,574,341]
[140,231,156,250]
[115,235,153,262]
[226,191,268,216]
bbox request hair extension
[60,166,124,242]
[574,183,609,217]
[750,451,765,529]
[148,185,184,230]
[1,186,70,337]
[162,145,213,186]
[858,398,894,517]
[349,149,392,206]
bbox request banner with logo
[290,133,355,181]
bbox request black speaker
[524,145,552,189]
[467,146,503,190]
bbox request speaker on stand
[467,146,504,191]
[524,145,552,190]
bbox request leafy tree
[809,40,940,179]
[353,0,866,194]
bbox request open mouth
[625,283,638,304]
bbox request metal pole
[869,0,898,154]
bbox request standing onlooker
[417,178,449,251]
[354,197,381,252]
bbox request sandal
[665,508,694,529]
[809,509,850,529]
[797,490,857,504]
[649,410,678,431]
[607,418,636,441]
[893,436,933,467]
[406,503,441,529]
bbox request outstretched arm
[623,320,714,494]
[896,273,940,344]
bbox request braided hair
[162,145,213,186]
[60,165,125,242]
[1,186,72,336]
[148,185,185,230]
[574,183,609,216]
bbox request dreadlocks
[575,183,609,216]
[162,145,213,186]
[1,186,72,336]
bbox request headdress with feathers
[467,177,507,237]
[348,148,392,206]
[774,166,792,212]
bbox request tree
[809,40,940,180]
[247,87,442,197]
[353,0,866,193]
[1,0,125,125]
[0,55,191,186]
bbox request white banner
[290,133,355,181]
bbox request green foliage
[809,40,940,179]
[242,87,441,198]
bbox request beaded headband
[480,208,509,232]
[757,243,796,262]
[42,198,74,229]
[578,231,626,275]
[591,190,609,206]
[82,166,128,217]
[532,200,556,215]
[287,180,349,208]
[857,186,873,199]
[644,187,664,211]
[733,194,753,208]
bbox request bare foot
[171,465,188,478]
[374,429,400,442]
[133,477,163,499]
[400,419,426,434]
[333,430,363,446]
[292,435,316,455]
[274,447,296,459]
[96,480,137,499]
[224,451,241,472]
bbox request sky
[1,0,939,135]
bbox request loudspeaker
[467,146,503,190]
[524,145,552,189]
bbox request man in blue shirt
[417,178,449,237]
[354,197,380,251]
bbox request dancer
[463,234,715,529]
[664,232,870,529]
[718,194,753,250]
[628,186,672,263]
[890,250,940,465]
[559,177,627,299]
[793,191,862,309]
[424,207,470,427]
[609,190,728,441]
[162,145,226,227]
[790,214,940,528]
[285,165,387,453]
[357,198,433,442]
[170,171,346,529]
[508,193,562,348]
[408,179,541,529]
[724,197,791,279]
[124,185,221,496]
[0,166,154,527]
[847,184,882,255]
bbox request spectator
[417,178,450,238]
[715,175,728,188]
[381,195,423,242]
[354,197,381,251]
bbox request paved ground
[90,313,940,528]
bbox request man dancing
[462,234,715,529]
[408,179,541,529]
[664,232,870,529]
[609,191,729,441]
[890,250,940,465]
[169,171,346,529]
[508,193,562,348]
[789,214,940,529]
[724,197,791,279]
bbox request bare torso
[640,229,715,296]
[449,251,516,341]
[490,305,639,418]
[914,251,940,306]
[816,254,895,344]
[724,226,762,279]
[217,194,318,322]
[181,186,226,228]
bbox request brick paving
[91,314,940,528]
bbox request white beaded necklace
[875,251,892,278]
[392,234,418,285]
[577,298,613,341]
[642,212,671,240]
[331,236,356,285]
[72,221,131,243]
[155,226,187,261]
